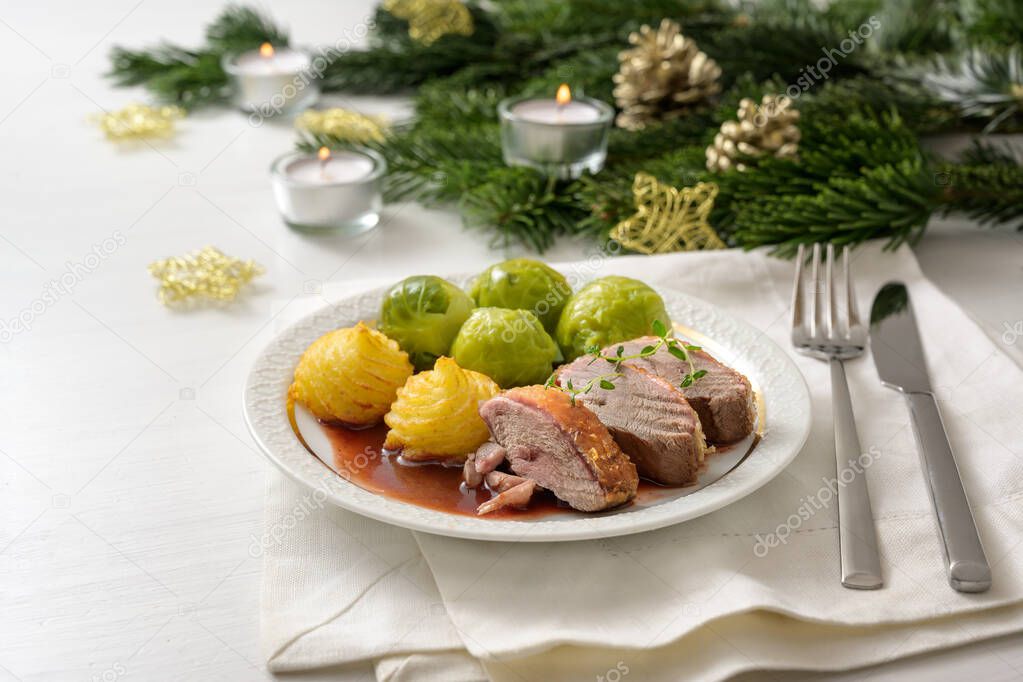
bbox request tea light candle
[223,43,319,117]
[498,84,613,179]
[271,147,385,234]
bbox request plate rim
[243,282,812,542]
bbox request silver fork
[791,243,883,590]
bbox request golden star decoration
[148,246,264,306]
[95,103,184,141]
[610,173,726,254]
[294,108,388,144]
[382,0,474,45]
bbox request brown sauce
[322,423,571,519]
[319,422,761,520]
[321,423,694,519]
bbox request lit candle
[511,84,603,124]
[270,147,386,234]
[498,84,613,179]
[223,43,319,117]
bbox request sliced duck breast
[478,386,638,512]
[615,337,755,444]
[556,358,706,485]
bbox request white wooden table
[2,1,1022,680]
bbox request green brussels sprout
[379,275,474,371]
[555,276,670,361]
[468,259,571,333]
[451,307,562,388]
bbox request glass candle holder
[222,43,319,118]
[270,149,386,235]
[498,90,614,180]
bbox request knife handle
[905,391,991,593]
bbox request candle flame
[318,147,331,161]
[556,83,572,106]
[259,42,275,58]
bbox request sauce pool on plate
[316,419,759,520]
[321,423,572,519]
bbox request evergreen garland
[109,0,1023,255]
[108,6,290,108]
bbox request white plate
[243,282,811,542]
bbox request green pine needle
[107,5,289,109]
[110,1,1023,253]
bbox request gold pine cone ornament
[613,19,722,131]
[706,95,800,172]
[289,322,414,426]
[384,357,500,462]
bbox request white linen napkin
[259,242,1023,680]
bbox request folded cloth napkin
[259,242,1023,681]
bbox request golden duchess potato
[384,357,500,461]
[289,322,413,426]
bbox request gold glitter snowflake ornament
[295,108,388,143]
[95,103,184,141]
[149,246,263,306]
[383,0,474,45]
[611,173,726,254]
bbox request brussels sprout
[380,275,474,371]
[451,307,562,388]
[555,276,670,361]
[468,259,571,333]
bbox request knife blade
[870,282,991,593]
[293,403,348,478]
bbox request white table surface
[2,1,1022,680]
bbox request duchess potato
[384,357,500,461]
[289,322,413,426]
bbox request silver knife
[293,403,350,478]
[870,282,991,593]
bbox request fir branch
[204,5,290,54]
[919,48,1023,133]
[797,75,959,134]
[937,143,1023,229]
[708,108,942,253]
[961,0,1023,49]
[460,168,590,251]
[730,158,938,255]
[518,46,621,103]
[867,0,961,55]
[415,76,506,127]
[107,5,288,109]
[300,121,502,204]
[700,5,875,89]
[497,0,730,41]
[318,4,512,94]
[190,0,1023,255]
[606,116,717,166]
[107,46,230,108]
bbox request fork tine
[826,243,837,338]
[844,246,861,329]
[791,243,806,333]
[809,243,821,338]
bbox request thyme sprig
[545,319,708,404]
[544,371,620,406]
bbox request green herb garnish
[545,319,706,402]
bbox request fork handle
[905,391,991,593]
[830,358,883,589]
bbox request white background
[1,1,1022,680]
